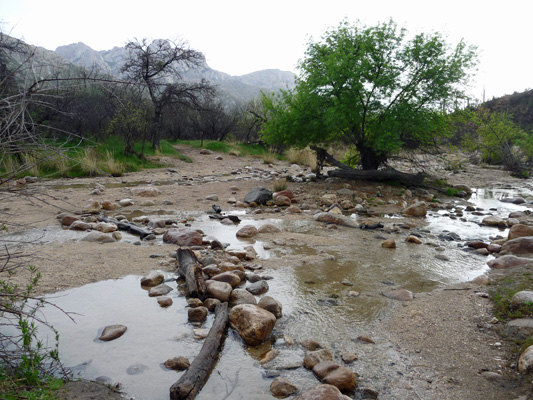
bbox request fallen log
[170,302,229,400]
[177,248,207,300]
[327,168,425,185]
[99,215,152,239]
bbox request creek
[6,186,533,399]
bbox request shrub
[273,178,288,192]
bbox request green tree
[261,19,478,170]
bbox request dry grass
[103,150,125,177]
[77,148,101,176]
[286,147,317,169]
[273,177,288,192]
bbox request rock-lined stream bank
[2,147,533,399]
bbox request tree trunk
[177,248,207,300]
[169,302,229,400]
[98,216,152,239]
[328,168,425,185]
[359,145,387,170]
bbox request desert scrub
[273,178,288,192]
[286,147,316,169]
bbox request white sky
[2,0,532,101]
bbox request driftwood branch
[99,215,152,239]
[177,248,207,300]
[327,168,425,185]
[169,302,229,400]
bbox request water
[9,186,533,399]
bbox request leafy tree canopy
[261,19,478,170]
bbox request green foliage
[445,187,458,196]
[261,19,478,170]
[176,139,274,158]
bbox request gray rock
[313,212,358,227]
[488,255,533,269]
[81,231,116,243]
[258,296,283,319]
[500,237,533,256]
[230,289,257,306]
[205,280,233,302]
[519,345,533,373]
[148,283,173,297]
[247,280,269,295]
[503,318,533,340]
[244,187,273,205]
[511,291,533,306]
[140,271,164,287]
[501,197,526,204]
[383,289,413,301]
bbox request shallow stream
[8,186,533,399]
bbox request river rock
[258,296,282,319]
[157,296,173,307]
[504,318,533,340]
[508,224,533,240]
[320,194,338,206]
[511,291,533,306]
[501,197,526,204]
[381,239,396,249]
[61,215,80,226]
[229,304,276,345]
[99,325,127,341]
[164,356,190,371]
[295,384,352,400]
[482,215,507,228]
[244,187,272,205]
[163,228,203,246]
[383,289,413,301]
[519,345,533,373]
[471,274,491,285]
[206,194,218,201]
[468,241,489,249]
[112,231,122,241]
[211,271,241,288]
[247,280,269,295]
[101,200,119,210]
[230,288,257,306]
[453,184,472,195]
[402,202,427,217]
[188,306,208,322]
[313,212,358,227]
[148,283,173,297]
[205,280,233,302]
[487,255,533,269]
[286,206,303,213]
[304,349,333,369]
[203,298,221,312]
[236,225,258,238]
[130,186,161,197]
[270,377,298,397]
[81,231,116,243]
[140,271,164,287]
[487,243,502,253]
[500,237,533,256]
[301,340,322,351]
[187,298,204,308]
[258,224,281,233]
[202,264,221,278]
[406,235,422,244]
[69,220,93,230]
[341,353,358,363]
[312,361,357,393]
[275,195,292,206]
[119,198,134,207]
[94,222,117,233]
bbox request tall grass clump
[273,177,288,192]
[77,148,102,176]
[286,148,317,169]
[103,151,125,177]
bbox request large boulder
[503,319,533,340]
[163,228,203,246]
[312,361,357,393]
[509,224,533,240]
[295,384,352,400]
[487,255,533,269]
[402,202,427,217]
[244,187,272,205]
[511,291,533,306]
[229,304,276,345]
[500,237,533,256]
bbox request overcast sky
[2,0,532,101]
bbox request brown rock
[384,289,413,301]
[229,304,276,345]
[341,353,358,363]
[205,280,233,302]
[203,298,221,312]
[402,202,427,217]
[188,306,208,322]
[468,241,489,249]
[509,224,533,240]
[286,206,303,214]
[130,186,161,197]
[258,296,283,319]
[487,255,533,269]
[304,349,333,369]
[381,239,396,248]
[406,235,422,244]
[163,228,203,246]
[68,220,93,230]
[482,215,506,228]
[294,384,352,400]
[275,190,294,199]
[140,271,165,287]
[500,237,533,256]
[157,296,173,307]
[301,340,322,351]
[275,195,292,206]
[211,271,241,288]
[236,225,258,238]
[99,325,127,341]
[229,288,257,307]
[164,356,190,371]
[61,215,80,226]
[270,377,298,397]
[258,224,281,233]
[357,335,375,344]
[312,361,357,393]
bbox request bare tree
[120,38,215,150]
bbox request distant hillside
[55,41,295,105]
[483,89,533,132]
